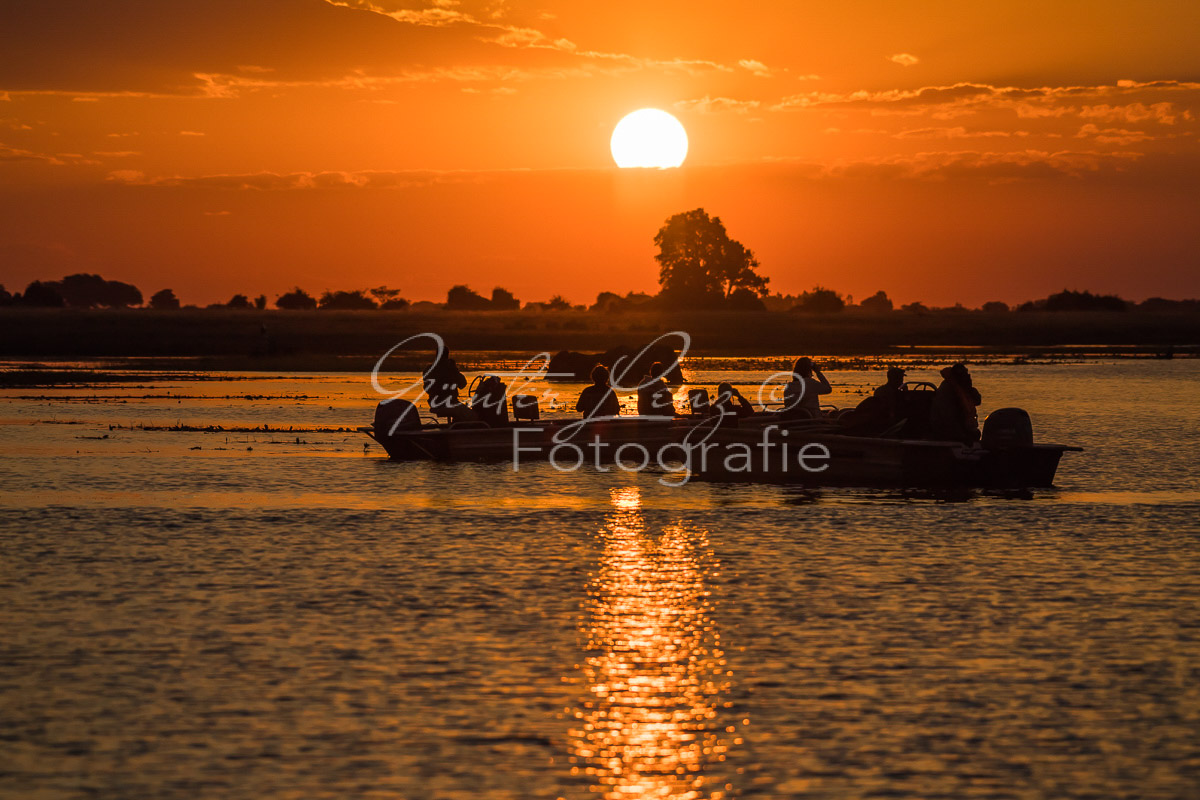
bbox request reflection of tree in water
[569,487,736,800]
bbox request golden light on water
[569,486,736,799]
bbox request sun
[610,108,688,169]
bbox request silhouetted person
[930,363,982,444]
[872,366,908,427]
[844,366,907,435]
[782,357,832,419]
[637,361,675,417]
[712,382,754,419]
[424,348,475,422]
[577,363,621,418]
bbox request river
[2,358,1198,798]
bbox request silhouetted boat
[360,398,684,462]
[690,425,1080,488]
[361,398,1081,488]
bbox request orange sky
[2,0,1198,306]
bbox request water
[2,360,1199,799]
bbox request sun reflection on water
[570,486,737,800]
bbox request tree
[253,294,267,310]
[981,301,1009,313]
[367,286,409,309]
[276,287,317,310]
[654,208,769,306]
[149,289,181,310]
[793,286,846,313]
[0,285,13,307]
[859,290,893,313]
[17,280,65,307]
[369,286,401,305]
[446,284,492,310]
[1044,289,1128,312]
[591,291,624,312]
[1017,290,1128,312]
[726,287,767,311]
[318,289,377,310]
[491,287,520,311]
[51,273,142,308]
[226,294,252,309]
[544,295,572,310]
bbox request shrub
[276,287,318,310]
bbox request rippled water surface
[2,360,1199,799]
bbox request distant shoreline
[0,309,1195,374]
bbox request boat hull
[690,428,1073,488]
[362,415,1079,488]
[361,416,684,463]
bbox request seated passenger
[930,363,982,444]
[781,357,832,419]
[712,382,755,419]
[843,366,907,435]
[576,364,621,418]
[423,347,476,423]
[637,361,676,417]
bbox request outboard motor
[982,407,1034,449]
[373,398,420,437]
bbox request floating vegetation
[13,393,325,401]
[105,422,359,434]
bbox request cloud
[102,148,1173,195]
[893,127,1016,139]
[1075,124,1154,145]
[104,167,499,190]
[889,53,919,67]
[324,0,732,76]
[821,149,1147,181]
[738,59,773,77]
[1079,102,1189,125]
[675,96,761,114]
[770,79,1200,120]
[0,144,102,165]
[0,143,65,164]
[106,169,146,182]
[323,0,475,27]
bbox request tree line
[3,210,1196,313]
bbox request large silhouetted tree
[654,208,768,307]
[18,281,65,307]
[51,273,142,308]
